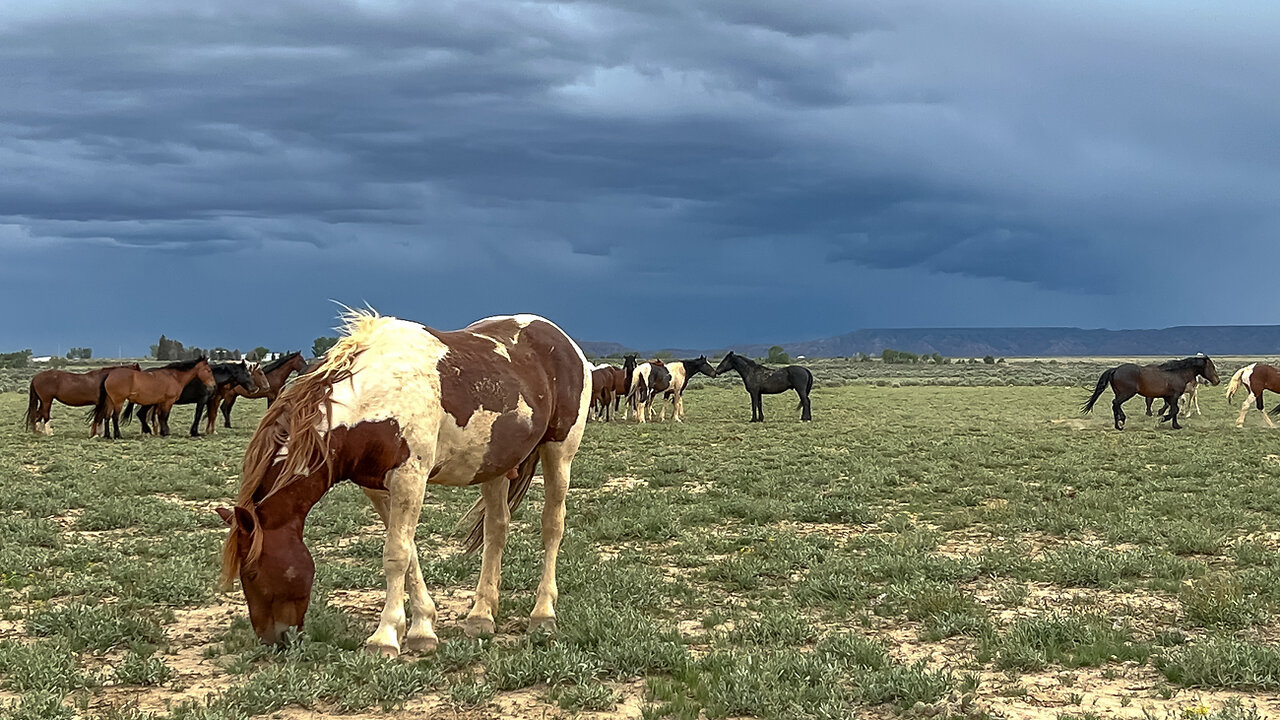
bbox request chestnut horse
[207,351,308,433]
[92,358,216,438]
[216,310,590,654]
[25,364,140,435]
[1228,363,1280,428]
[129,361,264,437]
[590,364,626,422]
[1082,355,1219,430]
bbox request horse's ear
[232,506,256,533]
[214,507,234,526]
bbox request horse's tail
[1226,365,1251,403]
[88,374,110,426]
[23,379,39,432]
[460,447,540,554]
[122,402,137,425]
[1081,367,1116,414]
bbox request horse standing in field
[1082,355,1219,430]
[208,351,309,433]
[92,359,216,438]
[24,364,140,435]
[128,361,263,437]
[714,351,813,422]
[590,364,627,422]
[627,361,672,423]
[216,310,591,654]
[616,354,638,419]
[658,356,717,422]
[1227,363,1280,428]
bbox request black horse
[1082,355,1219,430]
[714,351,813,422]
[618,353,638,418]
[126,360,258,437]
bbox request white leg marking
[362,488,437,652]
[366,462,427,655]
[465,477,509,637]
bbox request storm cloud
[2,1,1278,353]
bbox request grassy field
[3,371,1280,719]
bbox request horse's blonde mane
[219,306,389,588]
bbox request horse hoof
[463,616,496,638]
[529,616,558,637]
[403,634,439,653]
[364,642,400,657]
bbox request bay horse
[24,364,140,435]
[209,351,308,433]
[1082,355,1219,430]
[627,361,672,423]
[1228,363,1280,428]
[92,358,216,438]
[714,351,813,422]
[659,356,717,422]
[128,361,263,437]
[590,364,627,422]
[215,310,590,654]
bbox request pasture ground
[3,369,1280,719]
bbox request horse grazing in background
[1227,363,1280,428]
[659,356,717,422]
[209,351,308,432]
[590,364,627,422]
[1082,355,1219,430]
[215,310,590,655]
[92,358,216,438]
[25,364,140,435]
[128,361,262,437]
[714,351,813,422]
[627,360,672,423]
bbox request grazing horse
[590,364,626,422]
[215,310,590,654]
[627,361,672,423]
[209,351,309,432]
[128,361,262,437]
[714,351,814,422]
[92,359,216,438]
[659,356,717,422]
[24,364,140,435]
[1228,363,1280,428]
[1082,355,1220,430]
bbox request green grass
[4,368,1280,718]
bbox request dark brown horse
[92,358,216,438]
[208,351,308,433]
[24,364,140,435]
[215,310,590,654]
[1082,355,1220,430]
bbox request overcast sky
[3,1,1278,356]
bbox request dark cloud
[3,1,1280,354]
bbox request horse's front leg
[1145,397,1155,416]
[367,467,428,656]
[1168,395,1182,429]
[464,477,510,638]
[361,487,437,653]
[752,392,764,422]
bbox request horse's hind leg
[798,389,812,422]
[362,488,438,653]
[1112,392,1133,430]
[222,396,236,428]
[464,477,510,639]
[1145,397,1155,416]
[1237,395,1255,427]
[752,392,764,422]
[1264,392,1277,429]
[531,438,578,634]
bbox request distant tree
[653,350,674,360]
[248,346,270,362]
[767,345,790,364]
[312,336,339,359]
[882,349,919,364]
[0,349,32,369]
[983,355,996,365]
[65,347,92,360]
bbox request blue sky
[3,1,1278,356]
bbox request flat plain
[3,359,1280,720]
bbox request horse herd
[1083,354,1280,430]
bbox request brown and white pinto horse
[24,364,140,435]
[627,360,672,423]
[207,351,309,433]
[216,310,590,654]
[1227,363,1280,428]
[659,356,717,422]
[93,359,216,438]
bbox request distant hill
[583,326,1280,359]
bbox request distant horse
[617,354,638,419]
[627,361,672,423]
[215,310,590,654]
[659,356,717,422]
[1082,355,1219,430]
[92,358,216,438]
[128,360,262,437]
[714,351,813,422]
[1227,363,1280,428]
[590,364,627,422]
[24,364,140,435]
[209,351,308,432]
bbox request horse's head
[248,362,269,392]
[714,352,737,376]
[1199,355,1220,385]
[226,361,259,393]
[216,504,315,646]
[196,358,216,389]
[689,355,716,378]
[287,352,309,375]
